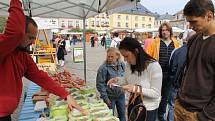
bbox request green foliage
[68,28,96,33]
[68,28,82,32]
[0,17,7,33]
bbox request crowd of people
[96,0,215,121]
[1,0,215,121]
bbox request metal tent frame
[0,0,137,81]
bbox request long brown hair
[158,22,173,38]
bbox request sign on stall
[73,47,84,63]
[37,63,56,72]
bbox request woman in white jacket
[108,37,163,121]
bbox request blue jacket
[169,45,187,89]
[96,61,125,102]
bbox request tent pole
[83,17,87,83]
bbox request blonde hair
[106,47,121,60]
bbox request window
[135,23,138,28]
[91,21,94,26]
[76,21,79,27]
[126,15,129,20]
[142,17,145,21]
[149,17,152,21]
[142,24,145,28]
[68,21,73,27]
[96,21,100,27]
[61,23,65,28]
[126,23,129,27]
[118,15,121,19]
[117,22,121,27]
[147,24,151,28]
[51,20,56,24]
[96,21,99,26]
[135,16,138,21]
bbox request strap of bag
[139,85,144,103]
[129,84,144,105]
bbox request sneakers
[57,60,65,67]
[61,60,65,67]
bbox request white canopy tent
[0,0,137,81]
[135,27,184,33]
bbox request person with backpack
[96,47,126,121]
[108,37,163,121]
[110,32,121,48]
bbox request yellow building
[86,3,155,34]
[109,12,155,32]
[57,3,155,36]
[86,12,110,34]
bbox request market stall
[19,69,119,121]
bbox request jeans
[147,109,158,121]
[167,86,178,121]
[110,94,126,121]
[158,75,171,121]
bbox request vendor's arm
[0,0,25,59]
[24,55,87,113]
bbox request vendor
[0,0,87,120]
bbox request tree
[0,17,7,33]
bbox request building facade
[86,12,110,34]
[109,12,155,32]
[154,12,175,28]
[170,10,189,30]
[35,3,155,34]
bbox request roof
[174,10,183,15]
[0,0,136,19]
[156,13,174,20]
[108,3,155,16]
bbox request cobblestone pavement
[64,42,107,83]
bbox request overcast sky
[140,0,215,15]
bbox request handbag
[128,85,147,121]
[63,49,67,55]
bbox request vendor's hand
[66,95,89,115]
[107,77,118,88]
[122,84,134,92]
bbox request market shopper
[110,32,121,48]
[174,0,215,121]
[167,30,195,121]
[146,22,180,121]
[0,0,86,120]
[96,47,126,121]
[57,38,66,67]
[108,37,163,121]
